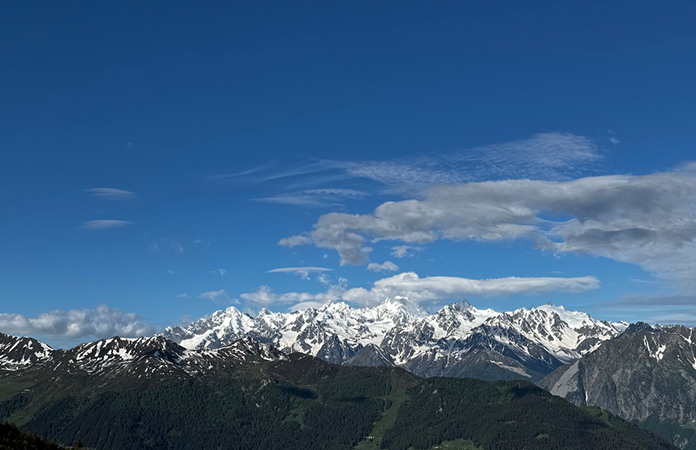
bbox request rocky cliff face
[539,323,696,449]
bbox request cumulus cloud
[85,188,137,200]
[79,220,132,230]
[199,290,229,302]
[278,235,313,247]
[239,272,597,308]
[367,261,399,272]
[0,305,156,339]
[282,163,696,290]
[267,267,333,280]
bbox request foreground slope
[539,323,696,449]
[0,333,674,450]
[0,423,69,450]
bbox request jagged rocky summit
[161,297,627,381]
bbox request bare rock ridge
[539,323,696,449]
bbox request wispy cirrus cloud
[592,292,696,326]
[85,187,138,200]
[208,268,228,278]
[281,163,696,290]
[212,132,609,207]
[199,289,230,302]
[255,189,369,207]
[325,132,606,190]
[171,241,185,255]
[208,160,280,180]
[79,220,132,230]
[240,271,598,309]
[0,305,156,339]
[267,266,333,280]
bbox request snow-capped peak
[0,333,53,370]
[429,300,500,339]
[155,296,626,379]
[373,296,429,321]
[534,303,597,329]
[486,304,622,362]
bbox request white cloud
[367,261,399,272]
[79,220,132,230]
[255,189,369,207]
[390,245,422,258]
[209,268,227,278]
[341,272,599,306]
[267,266,333,280]
[278,235,313,247]
[199,289,229,301]
[282,163,696,290]
[85,188,137,200]
[0,305,156,339]
[591,293,696,326]
[232,133,605,195]
[323,132,604,189]
[290,301,328,312]
[239,272,598,308]
[171,241,185,255]
[317,273,332,285]
[240,284,343,307]
[209,160,281,180]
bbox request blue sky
[1,1,695,346]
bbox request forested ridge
[0,346,675,450]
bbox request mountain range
[160,298,696,448]
[3,297,695,449]
[0,330,674,450]
[161,297,627,381]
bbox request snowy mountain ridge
[0,332,285,380]
[160,297,626,381]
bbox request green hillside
[0,349,675,450]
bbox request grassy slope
[354,370,418,450]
